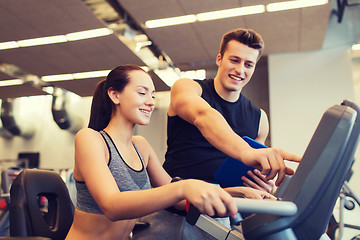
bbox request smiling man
[163,28,301,192]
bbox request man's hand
[240,148,301,186]
[242,169,275,193]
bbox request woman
[65,64,272,240]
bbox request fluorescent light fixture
[73,70,110,79]
[1,67,154,87]
[179,69,206,80]
[0,79,24,87]
[197,5,265,21]
[154,68,181,87]
[145,15,197,28]
[41,70,110,82]
[134,34,149,42]
[42,86,55,95]
[0,28,113,50]
[0,41,19,50]
[266,0,328,12]
[18,35,67,47]
[66,28,112,41]
[135,41,152,52]
[352,43,360,51]
[42,74,74,82]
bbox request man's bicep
[170,79,209,124]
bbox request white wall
[269,46,355,156]
[0,95,92,170]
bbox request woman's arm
[75,129,237,221]
[224,186,276,200]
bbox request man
[163,28,301,191]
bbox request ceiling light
[352,43,360,51]
[18,35,67,47]
[42,86,55,95]
[0,41,19,50]
[154,68,181,87]
[135,41,152,52]
[134,34,149,42]
[144,0,326,28]
[179,69,206,80]
[0,28,113,50]
[42,74,74,82]
[73,70,110,79]
[0,79,24,87]
[145,15,197,28]
[197,5,265,21]
[41,70,110,82]
[66,28,113,41]
[266,0,328,12]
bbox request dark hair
[219,28,264,60]
[88,64,147,131]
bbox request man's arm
[169,78,252,160]
[241,109,274,192]
[169,78,301,186]
[255,109,269,145]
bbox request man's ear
[107,88,120,105]
[216,54,222,67]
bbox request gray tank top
[75,130,151,214]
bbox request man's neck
[213,76,242,102]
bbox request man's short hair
[219,28,264,60]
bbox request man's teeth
[140,109,149,113]
[230,75,242,81]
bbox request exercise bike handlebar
[234,198,297,216]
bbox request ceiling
[0,0,341,99]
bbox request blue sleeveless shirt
[163,79,261,183]
[75,131,151,214]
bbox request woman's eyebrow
[137,85,155,93]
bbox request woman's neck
[104,117,134,145]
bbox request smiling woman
[64,64,243,240]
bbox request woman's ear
[107,88,120,105]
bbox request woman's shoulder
[75,128,103,143]
[132,135,148,146]
[132,136,154,154]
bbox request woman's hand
[224,186,276,200]
[242,169,275,193]
[179,179,238,218]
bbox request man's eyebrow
[229,55,255,64]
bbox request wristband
[171,176,182,183]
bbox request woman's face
[116,70,155,125]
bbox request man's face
[216,40,259,94]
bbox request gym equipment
[187,101,360,240]
[51,87,83,134]
[1,169,74,240]
[0,99,35,138]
